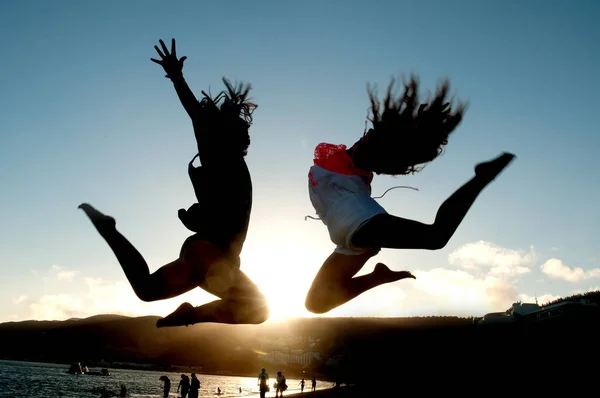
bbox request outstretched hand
[151,38,187,80]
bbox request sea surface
[0,360,329,398]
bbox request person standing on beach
[311,377,316,392]
[160,376,171,398]
[189,373,200,398]
[275,371,287,397]
[78,38,269,328]
[299,378,305,393]
[178,374,190,398]
[258,368,269,398]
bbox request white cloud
[326,284,409,318]
[29,294,86,320]
[308,265,525,318]
[327,241,561,317]
[409,268,517,316]
[540,259,600,282]
[11,295,27,304]
[405,269,563,316]
[27,278,148,321]
[396,241,565,316]
[50,265,76,281]
[57,271,76,281]
[24,274,214,322]
[448,240,535,276]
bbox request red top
[313,142,373,185]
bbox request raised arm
[151,38,199,120]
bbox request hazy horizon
[1,0,599,323]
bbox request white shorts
[308,165,387,255]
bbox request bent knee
[305,300,332,315]
[304,291,334,314]
[249,304,270,324]
[242,296,270,324]
[229,289,270,324]
[423,229,451,250]
[135,287,160,303]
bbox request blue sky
[1,0,599,322]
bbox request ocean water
[0,360,329,398]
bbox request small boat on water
[87,368,111,376]
[66,362,110,376]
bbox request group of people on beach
[79,38,515,328]
[160,373,200,398]
[298,376,317,394]
[258,368,317,398]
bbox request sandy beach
[271,386,356,398]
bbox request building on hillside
[257,351,322,365]
[529,298,599,322]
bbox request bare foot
[474,152,516,183]
[156,302,196,328]
[373,263,416,284]
[78,203,116,235]
[78,203,117,235]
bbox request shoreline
[0,359,331,382]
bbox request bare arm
[170,75,200,120]
[151,38,200,120]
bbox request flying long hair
[363,74,467,175]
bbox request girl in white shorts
[304,75,515,314]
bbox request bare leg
[79,203,204,301]
[156,261,269,326]
[304,152,514,314]
[305,251,415,314]
[353,152,516,250]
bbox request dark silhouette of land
[2,291,600,393]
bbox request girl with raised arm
[79,38,269,327]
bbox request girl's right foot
[373,262,416,284]
[156,302,196,328]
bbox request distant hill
[0,315,470,374]
[2,311,599,385]
[542,290,600,307]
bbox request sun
[240,233,329,321]
[258,269,316,321]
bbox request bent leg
[305,251,415,314]
[79,203,201,302]
[157,256,269,326]
[353,152,516,250]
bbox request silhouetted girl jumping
[79,38,269,327]
[304,75,515,314]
